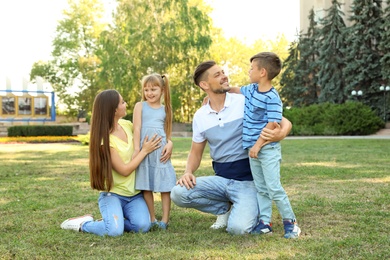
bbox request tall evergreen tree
[280,40,299,107]
[317,0,348,104]
[280,9,320,107]
[379,0,390,84]
[344,0,384,109]
[378,0,390,121]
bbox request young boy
[230,52,301,239]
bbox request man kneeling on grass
[170,60,292,235]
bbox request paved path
[286,135,390,140]
[173,128,390,139]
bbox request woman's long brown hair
[89,90,120,191]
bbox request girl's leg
[123,193,151,233]
[143,190,156,222]
[160,192,171,224]
[82,192,125,237]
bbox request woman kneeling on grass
[60,89,161,236]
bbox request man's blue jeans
[249,142,296,224]
[82,192,151,236]
[171,176,259,235]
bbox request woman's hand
[160,140,173,163]
[141,134,162,154]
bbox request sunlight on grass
[331,176,390,183]
[36,177,56,181]
[297,161,339,167]
[0,198,10,206]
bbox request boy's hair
[193,60,216,87]
[250,52,282,80]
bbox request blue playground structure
[0,89,56,122]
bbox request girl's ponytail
[161,74,172,140]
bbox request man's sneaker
[283,219,301,239]
[60,214,93,232]
[210,208,231,229]
[251,220,273,235]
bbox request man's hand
[260,122,283,143]
[176,172,197,190]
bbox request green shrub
[7,125,73,137]
[75,133,90,145]
[284,102,384,136]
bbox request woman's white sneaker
[60,214,93,232]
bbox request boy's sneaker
[60,214,93,232]
[251,220,273,235]
[210,208,231,229]
[283,219,301,239]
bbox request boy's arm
[229,86,241,94]
[249,122,276,158]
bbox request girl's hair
[141,73,172,139]
[89,89,120,191]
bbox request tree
[379,0,390,84]
[279,40,299,106]
[317,0,348,104]
[31,0,107,115]
[344,0,384,110]
[280,9,320,107]
[98,0,212,122]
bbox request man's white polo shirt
[192,93,252,181]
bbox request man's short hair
[193,60,216,86]
[250,52,282,80]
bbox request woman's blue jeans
[82,192,151,236]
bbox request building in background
[300,0,354,34]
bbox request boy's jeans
[249,142,296,224]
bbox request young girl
[60,89,162,236]
[133,73,176,230]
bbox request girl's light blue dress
[135,102,176,192]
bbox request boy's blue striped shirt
[240,83,282,149]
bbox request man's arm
[260,116,292,144]
[249,122,276,158]
[176,140,207,189]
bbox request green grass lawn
[0,138,389,259]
